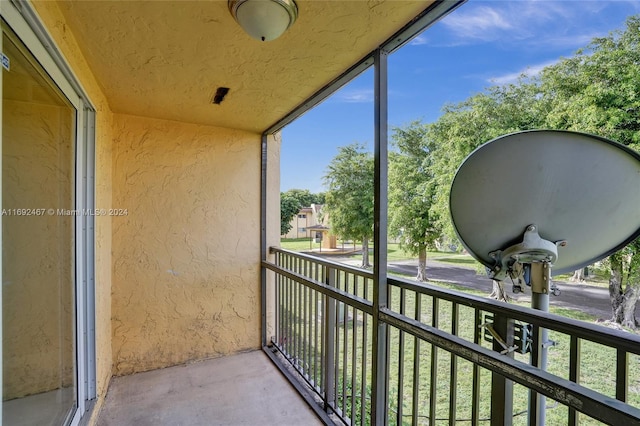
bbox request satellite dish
[450,130,640,278]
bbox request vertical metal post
[260,134,268,347]
[429,298,438,426]
[490,313,514,426]
[472,309,481,425]
[324,266,337,410]
[449,303,459,426]
[412,293,421,426]
[529,262,550,426]
[616,349,628,402]
[568,335,581,425]
[371,47,389,426]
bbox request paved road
[387,259,616,321]
[316,254,619,321]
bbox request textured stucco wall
[3,100,74,399]
[112,114,262,375]
[31,0,115,414]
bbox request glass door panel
[2,22,77,425]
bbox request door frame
[0,1,96,424]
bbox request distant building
[282,204,323,239]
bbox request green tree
[280,189,325,236]
[538,16,640,327]
[389,121,440,281]
[280,192,301,235]
[424,82,547,299]
[323,143,374,268]
[428,82,547,243]
[424,15,640,319]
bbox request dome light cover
[229,0,298,42]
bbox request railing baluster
[285,253,291,355]
[397,288,406,424]
[293,256,299,367]
[362,279,369,425]
[303,259,309,377]
[351,276,358,424]
[471,308,481,425]
[412,292,421,426]
[568,335,581,425]
[342,278,349,417]
[320,264,326,393]
[275,252,280,347]
[449,302,459,426]
[324,265,336,411]
[616,348,628,403]
[313,273,318,388]
[429,297,438,426]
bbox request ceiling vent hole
[212,87,230,104]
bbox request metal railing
[262,248,640,425]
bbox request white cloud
[442,5,513,41]
[337,89,374,103]
[409,35,429,46]
[489,60,558,85]
[439,0,604,50]
[541,33,604,50]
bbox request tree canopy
[424,15,640,325]
[389,121,441,280]
[323,143,374,267]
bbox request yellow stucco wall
[30,0,114,415]
[111,114,262,375]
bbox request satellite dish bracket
[488,225,565,281]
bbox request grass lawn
[280,238,475,264]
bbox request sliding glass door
[0,1,97,420]
[2,21,77,425]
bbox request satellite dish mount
[487,224,565,285]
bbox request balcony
[3,2,640,425]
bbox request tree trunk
[609,253,625,323]
[621,286,639,329]
[489,280,511,303]
[416,246,427,282]
[571,268,585,282]
[608,253,638,329]
[361,237,371,268]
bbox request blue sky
[281,0,640,194]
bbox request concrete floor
[97,350,323,426]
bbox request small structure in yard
[306,225,336,251]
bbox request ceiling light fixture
[228,0,298,42]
